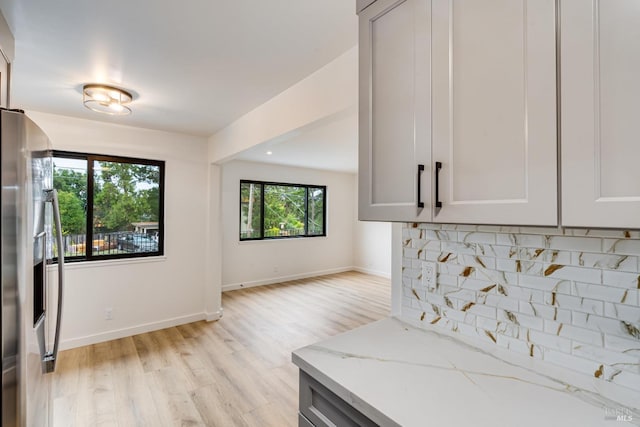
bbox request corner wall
[28,111,210,349]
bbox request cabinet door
[358,0,432,222]
[431,0,557,225]
[561,0,640,228]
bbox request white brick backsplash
[602,270,640,290]
[603,239,640,256]
[479,245,518,259]
[441,241,477,255]
[498,284,545,303]
[400,223,640,392]
[436,274,458,287]
[476,316,499,332]
[572,252,638,272]
[541,264,602,284]
[496,259,518,273]
[459,232,496,244]
[547,294,604,316]
[610,370,640,392]
[423,240,441,251]
[458,277,493,292]
[604,303,640,324]
[403,247,419,259]
[567,229,640,239]
[558,322,605,346]
[497,309,544,331]
[571,344,640,374]
[454,254,495,270]
[528,330,572,353]
[496,233,545,248]
[544,349,603,377]
[423,251,440,262]
[604,335,640,355]
[497,334,536,356]
[475,268,515,286]
[402,267,421,280]
[572,312,628,337]
[572,283,632,304]
[410,238,427,249]
[442,308,476,324]
[442,288,477,303]
[423,229,453,240]
[518,248,571,264]
[519,275,572,293]
[519,301,572,324]
[437,263,469,276]
[464,303,497,319]
[485,294,520,312]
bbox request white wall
[352,174,392,278]
[28,111,211,349]
[352,221,392,278]
[221,160,356,290]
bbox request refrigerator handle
[43,189,64,373]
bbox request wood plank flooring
[51,271,391,426]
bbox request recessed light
[266,151,273,156]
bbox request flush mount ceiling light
[82,84,133,115]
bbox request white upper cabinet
[358,0,432,222]
[561,0,640,228]
[431,0,558,225]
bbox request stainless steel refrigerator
[1,109,65,426]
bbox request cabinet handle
[435,162,442,208]
[417,164,425,208]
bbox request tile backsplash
[401,223,640,393]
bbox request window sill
[238,236,328,244]
[47,255,167,271]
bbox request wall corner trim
[205,309,223,322]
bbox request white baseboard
[59,312,206,350]
[222,266,353,292]
[352,266,392,279]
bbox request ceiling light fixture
[266,151,273,156]
[82,84,133,115]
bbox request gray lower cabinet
[298,370,378,427]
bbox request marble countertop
[292,317,640,427]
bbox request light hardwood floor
[52,271,391,426]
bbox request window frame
[239,179,327,241]
[52,150,165,262]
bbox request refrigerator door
[1,109,56,427]
[1,110,20,427]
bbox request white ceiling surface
[0,0,358,139]
[235,111,358,173]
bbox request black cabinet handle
[417,164,425,208]
[435,161,442,208]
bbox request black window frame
[52,150,165,262]
[239,179,327,241]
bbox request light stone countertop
[292,317,640,427]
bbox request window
[52,151,164,261]
[240,180,326,240]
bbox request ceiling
[235,111,358,173]
[0,0,357,138]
